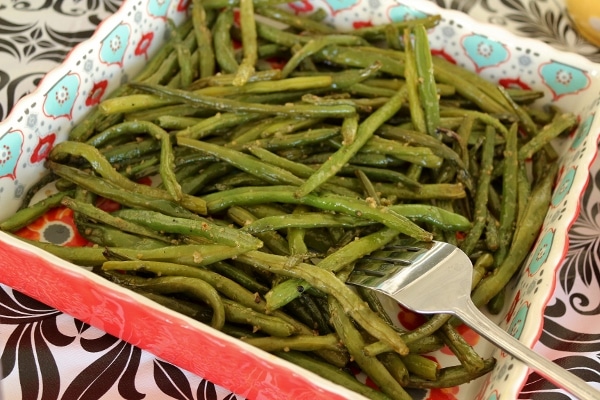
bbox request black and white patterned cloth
[0,1,599,399]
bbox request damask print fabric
[0,0,599,399]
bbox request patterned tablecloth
[1,0,599,399]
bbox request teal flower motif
[100,23,131,66]
[540,61,590,100]
[42,72,80,119]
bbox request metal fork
[347,239,600,400]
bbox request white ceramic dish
[0,0,598,398]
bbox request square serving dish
[0,0,598,399]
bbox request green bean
[414,25,440,139]
[328,297,412,400]
[132,82,357,118]
[125,104,207,122]
[439,323,485,374]
[286,294,332,334]
[245,204,470,234]
[497,86,538,137]
[156,115,204,130]
[169,20,193,88]
[516,160,531,226]
[316,45,405,77]
[518,112,577,161]
[485,212,500,251]
[357,136,443,168]
[134,290,214,322]
[192,0,215,78]
[339,114,359,145]
[248,147,362,193]
[114,255,345,363]
[241,127,340,151]
[256,7,337,35]
[265,227,401,310]
[179,112,262,140]
[401,353,439,381]
[384,23,403,50]
[105,273,225,330]
[152,124,183,201]
[374,182,467,201]
[80,223,166,249]
[440,108,510,139]
[406,358,496,389]
[61,197,171,243]
[237,249,410,355]
[112,208,262,250]
[276,351,392,400]
[363,313,452,357]
[197,75,333,97]
[405,335,445,355]
[200,69,282,87]
[203,0,297,8]
[177,136,304,186]
[203,186,432,241]
[241,333,341,352]
[87,120,158,148]
[225,117,321,150]
[0,190,74,232]
[48,162,200,218]
[227,206,289,255]
[103,140,161,167]
[213,8,238,74]
[50,140,206,214]
[296,87,408,197]
[339,165,421,189]
[99,94,178,115]
[471,163,557,307]
[208,261,268,295]
[345,82,397,98]
[403,28,426,134]
[286,205,309,256]
[280,39,336,78]
[352,15,440,39]
[487,287,506,315]
[433,71,507,116]
[180,162,233,195]
[460,125,495,255]
[221,298,297,337]
[233,0,258,86]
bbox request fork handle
[458,300,600,400]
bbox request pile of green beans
[2,2,577,399]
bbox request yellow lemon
[566,0,600,46]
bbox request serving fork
[348,240,600,400]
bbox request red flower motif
[426,386,460,400]
[432,49,456,64]
[135,32,154,58]
[16,207,88,247]
[177,0,189,12]
[505,289,521,323]
[95,196,121,213]
[265,57,286,70]
[499,77,531,91]
[353,21,373,29]
[396,305,427,330]
[287,0,314,13]
[30,133,56,164]
[85,80,108,107]
[233,9,241,27]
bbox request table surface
[1,1,600,399]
